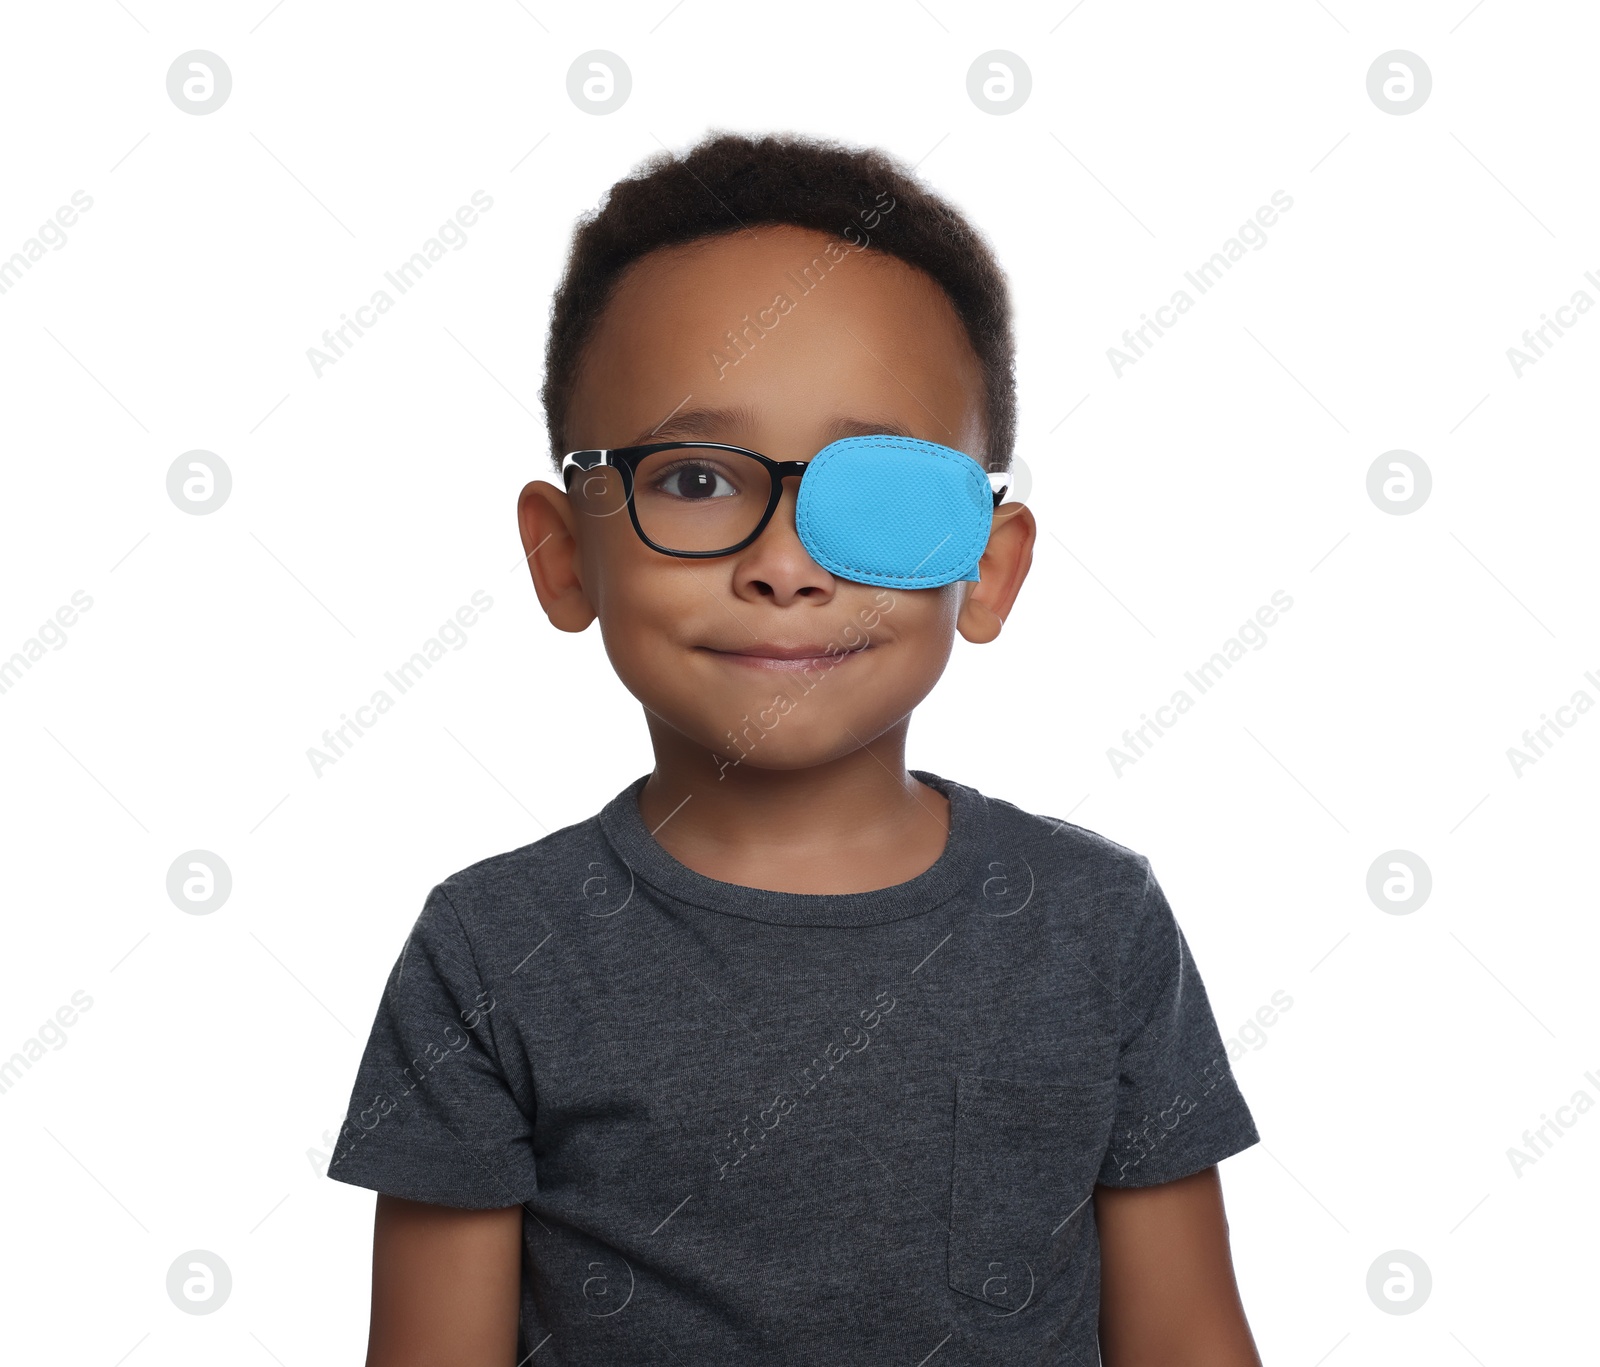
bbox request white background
[1,1,1595,1362]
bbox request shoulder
[427,811,610,943]
[964,784,1173,981]
[974,785,1152,898]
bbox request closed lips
[706,643,871,668]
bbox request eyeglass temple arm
[561,450,609,482]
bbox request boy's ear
[517,480,597,632]
[957,500,1036,644]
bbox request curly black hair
[539,130,1016,474]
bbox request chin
[712,711,902,772]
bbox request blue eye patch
[794,435,1000,589]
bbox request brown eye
[630,446,770,553]
[650,459,740,500]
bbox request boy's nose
[734,469,836,599]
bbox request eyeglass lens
[630,446,776,553]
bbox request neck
[635,714,951,894]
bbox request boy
[329,131,1264,1366]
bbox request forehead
[565,224,985,454]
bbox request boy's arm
[1095,1166,1263,1367]
[366,1193,523,1367]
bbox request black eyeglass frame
[560,440,1008,559]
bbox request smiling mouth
[703,643,873,670]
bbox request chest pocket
[946,1074,1116,1310]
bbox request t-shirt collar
[596,769,988,927]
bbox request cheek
[903,592,962,674]
[591,562,683,659]
[896,587,963,674]
[847,585,961,694]
[874,584,962,639]
[574,524,648,645]
[576,508,658,610]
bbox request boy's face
[520,224,1034,773]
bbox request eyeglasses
[562,442,807,558]
[561,439,1007,563]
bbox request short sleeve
[326,884,538,1208]
[1096,859,1260,1187]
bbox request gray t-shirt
[328,769,1259,1364]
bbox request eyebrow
[626,406,916,448]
